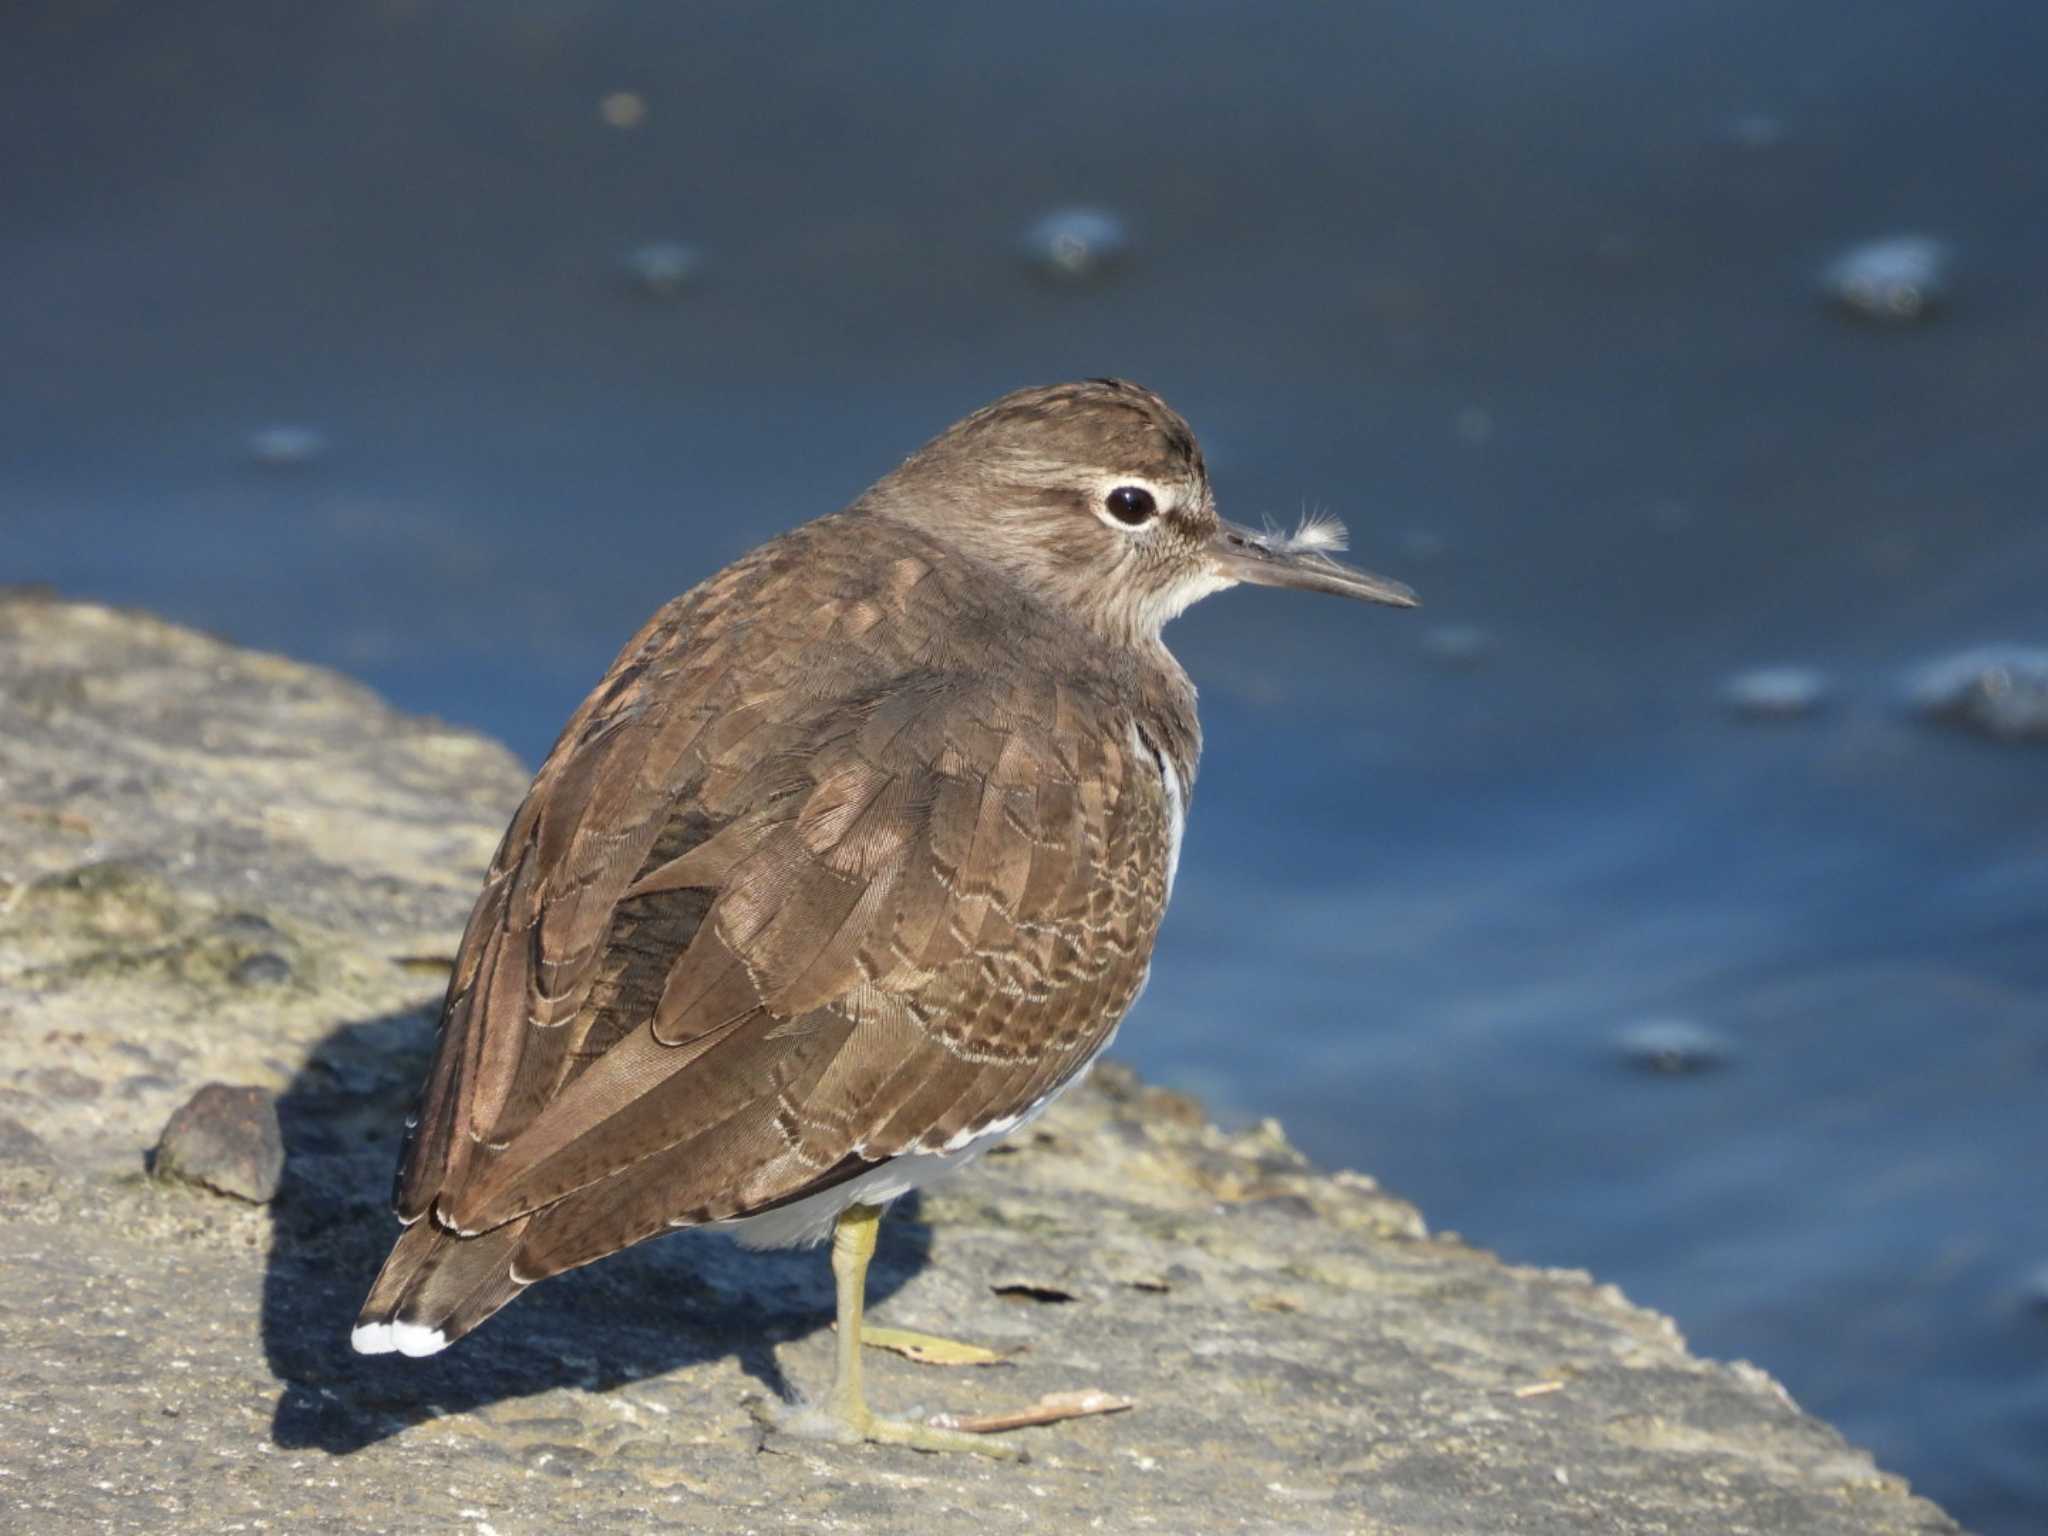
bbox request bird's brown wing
[390,542,786,1226]
[393,565,1171,1282]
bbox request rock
[1023,207,1131,281]
[1420,623,1494,667]
[0,595,1961,1535]
[623,241,702,299]
[245,424,327,467]
[1820,234,1951,324]
[0,1114,55,1166]
[1614,1018,1735,1076]
[153,1083,286,1202]
[1721,665,1831,720]
[1905,643,2048,742]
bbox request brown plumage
[353,380,1415,1388]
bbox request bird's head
[866,378,1417,646]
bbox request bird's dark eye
[1103,485,1158,526]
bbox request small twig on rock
[928,1389,1135,1434]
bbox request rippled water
[5,4,2045,1529]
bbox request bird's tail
[350,1216,532,1358]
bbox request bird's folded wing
[397,637,1169,1265]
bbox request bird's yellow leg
[779,1202,1021,1458]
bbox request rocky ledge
[0,594,1959,1535]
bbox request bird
[350,379,1416,1454]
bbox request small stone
[246,425,326,467]
[598,91,646,130]
[1421,624,1493,667]
[1821,235,1950,325]
[1726,112,1786,149]
[1615,1018,1732,1076]
[1722,666,1830,720]
[152,1083,285,1203]
[1024,208,1130,282]
[522,1442,599,1476]
[2021,1264,2048,1317]
[230,951,293,987]
[1905,645,2048,742]
[624,242,702,299]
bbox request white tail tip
[351,1320,449,1357]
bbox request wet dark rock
[1822,235,1951,324]
[1024,208,1130,281]
[2021,1265,2048,1319]
[246,425,327,467]
[1722,666,1831,720]
[1906,645,2048,742]
[152,1083,286,1203]
[624,241,702,299]
[1615,1018,1734,1076]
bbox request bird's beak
[1207,518,1419,607]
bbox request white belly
[710,1063,1095,1249]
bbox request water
[4,4,2045,1529]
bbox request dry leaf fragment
[928,1389,1135,1434]
[849,1324,1013,1367]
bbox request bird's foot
[771,1397,1026,1460]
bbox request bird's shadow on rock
[261,1004,930,1454]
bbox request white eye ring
[1092,476,1170,534]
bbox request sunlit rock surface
[0,595,1960,1534]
